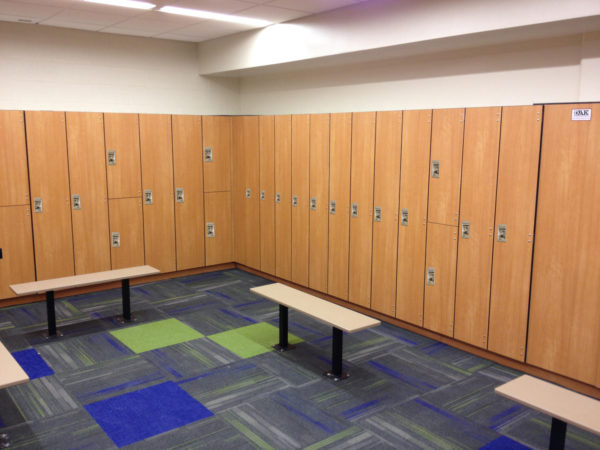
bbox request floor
[0,269,599,449]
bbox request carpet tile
[110,318,203,353]
[10,348,53,379]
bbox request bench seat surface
[250,283,380,333]
[495,375,600,435]
[0,342,29,389]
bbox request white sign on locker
[571,109,591,121]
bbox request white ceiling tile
[266,0,362,14]
[237,5,306,23]
[167,0,257,14]
[100,13,200,36]
[39,19,103,31]
[0,0,61,21]
[161,19,252,40]
[39,7,129,27]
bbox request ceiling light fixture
[159,6,272,28]
[83,0,156,10]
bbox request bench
[0,341,29,447]
[250,283,380,381]
[495,375,600,450]
[10,266,159,337]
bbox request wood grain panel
[203,116,232,192]
[291,114,310,286]
[275,115,292,280]
[488,105,542,361]
[348,112,376,308]
[328,113,352,301]
[259,116,276,275]
[109,198,144,269]
[527,103,600,385]
[25,111,75,280]
[396,109,432,326]
[371,111,402,316]
[139,114,176,273]
[205,191,233,265]
[309,114,330,293]
[104,113,142,199]
[0,111,29,206]
[0,206,35,298]
[172,115,205,271]
[428,108,465,226]
[454,107,501,348]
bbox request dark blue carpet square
[11,348,54,379]
[84,381,213,447]
[480,436,531,449]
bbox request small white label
[572,109,591,121]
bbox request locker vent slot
[374,206,382,222]
[329,200,336,215]
[72,194,81,210]
[351,203,358,218]
[204,147,213,162]
[497,224,507,242]
[111,232,120,248]
[432,160,440,178]
[206,222,215,238]
[143,190,153,205]
[401,208,409,226]
[107,150,116,166]
[426,267,435,286]
[310,197,317,211]
[176,188,184,203]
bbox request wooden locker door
[328,113,352,301]
[371,111,402,316]
[348,112,376,308]
[259,116,276,275]
[396,110,432,326]
[428,108,465,226]
[172,115,205,271]
[291,115,310,286]
[454,107,501,348]
[25,111,75,280]
[275,115,292,280]
[66,112,111,275]
[527,103,600,385]
[203,116,232,193]
[488,106,541,361]
[0,111,29,206]
[109,198,144,269]
[309,114,330,293]
[0,206,35,298]
[139,114,176,273]
[205,191,233,265]
[104,113,142,199]
[423,223,458,337]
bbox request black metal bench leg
[324,327,348,381]
[273,305,295,352]
[44,290,59,338]
[122,279,131,322]
[549,418,567,450]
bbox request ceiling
[0,0,368,42]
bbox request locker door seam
[64,112,77,275]
[22,111,38,281]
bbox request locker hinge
[497,224,507,242]
[204,147,213,162]
[33,198,43,213]
[111,232,120,248]
[351,203,358,218]
[401,208,409,226]
[107,150,116,166]
[374,206,382,222]
[176,188,184,203]
[72,194,81,210]
[144,190,153,205]
[206,222,215,238]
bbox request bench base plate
[116,315,137,325]
[273,344,296,352]
[324,371,349,382]
[42,330,63,339]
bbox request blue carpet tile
[10,348,53,379]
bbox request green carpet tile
[1,268,599,449]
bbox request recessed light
[83,0,156,10]
[159,6,272,28]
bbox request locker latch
[432,160,440,178]
[72,194,81,210]
[204,147,213,162]
[401,208,409,226]
[112,232,120,248]
[260,190,265,201]
[461,221,470,239]
[292,195,298,207]
[275,193,281,204]
[176,188,184,203]
[351,203,358,218]
[374,206,382,222]
[310,197,317,211]
[329,200,336,215]
[33,198,43,213]
[144,190,153,205]
[497,224,507,242]
[206,222,215,238]
[245,188,251,199]
[426,267,435,286]
[107,150,116,166]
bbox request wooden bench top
[10,265,160,296]
[250,283,380,333]
[495,375,600,435]
[0,342,29,389]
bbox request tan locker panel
[528,104,600,385]
[259,116,276,275]
[0,111,29,206]
[275,115,292,280]
[328,113,352,300]
[488,106,541,361]
[205,191,233,265]
[25,111,75,280]
[309,114,330,293]
[291,114,310,286]
[348,112,376,308]
[104,113,142,199]
[428,108,465,226]
[66,112,111,275]
[396,110,432,326]
[139,114,176,273]
[109,198,144,269]
[203,116,232,192]
[172,115,205,271]
[423,223,458,337]
[371,111,402,316]
[232,116,260,269]
[0,206,35,298]
[454,107,501,348]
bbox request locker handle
[351,203,358,218]
[107,150,116,166]
[111,232,120,248]
[144,190,153,205]
[497,224,507,242]
[245,188,251,199]
[374,206,382,222]
[401,208,409,226]
[275,193,281,204]
[432,160,440,178]
[461,221,470,239]
[204,147,213,162]
[176,188,184,203]
[329,200,336,215]
[426,267,435,286]
[310,197,317,211]
[292,195,298,207]
[206,222,215,238]
[72,194,81,210]
[260,190,265,201]
[33,198,43,213]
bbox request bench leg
[549,418,567,450]
[44,290,58,338]
[273,305,295,352]
[122,279,131,321]
[0,432,10,448]
[324,327,348,381]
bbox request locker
[423,223,458,337]
[172,115,205,271]
[232,116,260,270]
[259,116,276,275]
[348,112,376,308]
[527,104,600,385]
[308,114,330,293]
[291,114,310,286]
[0,206,35,299]
[104,113,142,199]
[396,109,432,326]
[488,106,542,361]
[371,111,402,316]
[108,198,145,269]
[25,111,75,280]
[139,114,176,273]
[203,116,232,192]
[428,108,465,226]
[275,115,292,280]
[0,111,29,206]
[328,113,352,300]
[205,191,233,265]
[454,107,501,348]
[66,112,111,275]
